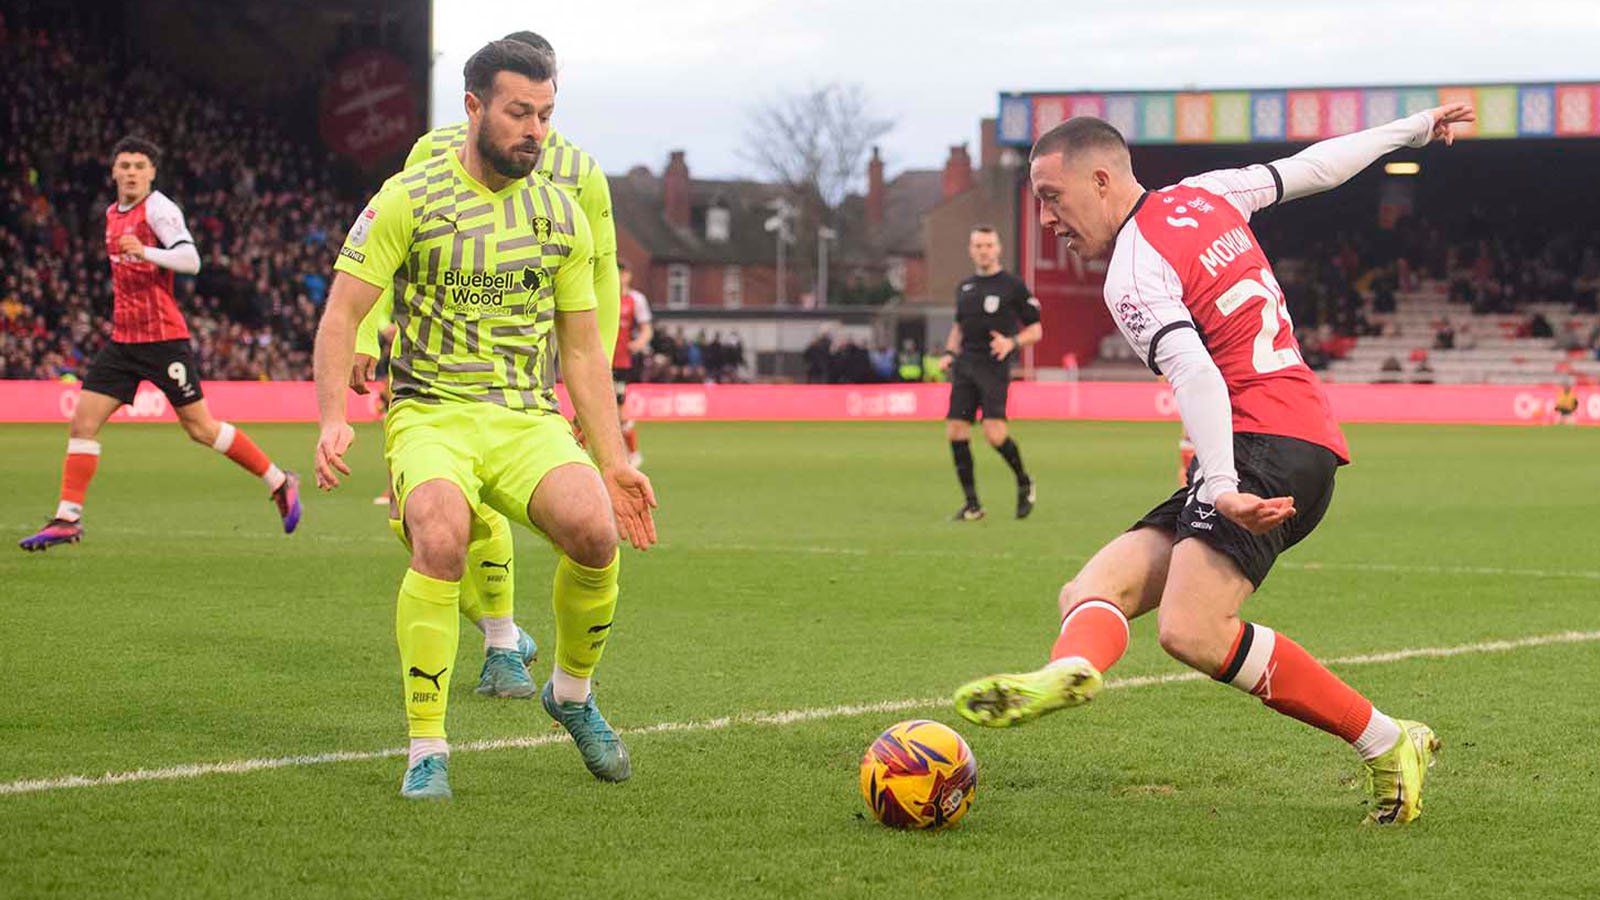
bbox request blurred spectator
[1528,312,1555,339]
[1,22,363,381]
[802,333,832,383]
[636,325,747,384]
[1433,318,1455,350]
[870,344,895,381]
[896,339,923,382]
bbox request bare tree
[742,83,894,212]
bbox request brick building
[611,148,951,310]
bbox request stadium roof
[997,81,1600,146]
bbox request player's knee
[407,516,469,581]
[1155,611,1228,673]
[1058,582,1138,625]
[411,532,467,581]
[181,419,216,445]
[562,516,617,569]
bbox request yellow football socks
[552,550,619,682]
[397,568,460,739]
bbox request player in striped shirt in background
[20,136,300,552]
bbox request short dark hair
[617,259,631,273]
[463,39,555,100]
[970,224,999,236]
[503,30,554,56]
[110,135,161,168]
[1030,116,1129,164]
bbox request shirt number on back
[1213,268,1302,374]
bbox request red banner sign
[320,49,420,168]
[1,382,1593,426]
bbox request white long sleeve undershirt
[1272,111,1437,204]
[1152,325,1238,505]
[141,242,201,275]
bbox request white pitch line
[698,542,1600,581]
[11,527,1598,581]
[3,629,1597,798]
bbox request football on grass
[859,719,978,829]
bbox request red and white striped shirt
[105,190,194,343]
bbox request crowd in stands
[635,328,748,384]
[802,333,936,383]
[7,23,1599,387]
[1273,212,1600,372]
[1,21,361,381]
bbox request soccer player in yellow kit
[314,39,655,799]
[349,30,622,703]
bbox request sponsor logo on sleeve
[348,204,378,247]
[1114,296,1151,336]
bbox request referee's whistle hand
[989,331,1015,360]
[1215,491,1295,535]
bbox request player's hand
[603,464,658,551]
[314,421,355,491]
[117,234,146,259]
[628,338,649,354]
[938,354,954,373]
[1421,103,1475,146]
[349,353,378,395]
[1214,491,1295,535]
[989,331,1016,360]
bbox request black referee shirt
[955,269,1040,361]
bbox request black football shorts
[1133,433,1339,589]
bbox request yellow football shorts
[385,399,594,541]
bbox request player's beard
[478,128,538,180]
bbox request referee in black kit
[938,225,1043,521]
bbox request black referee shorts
[946,355,1011,422]
[1132,433,1339,589]
[82,339,204,407]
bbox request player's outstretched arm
[312,272,382,490]
[1273,103,1475,204]
[556,308,658,550]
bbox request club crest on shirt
[532,216,552,243]
[983,295,1001,314]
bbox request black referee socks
[950,440,978,505]
[995,438,1028,483]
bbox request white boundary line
[10,527,1598,581]
[3,629,1596,798]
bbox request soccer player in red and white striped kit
[19,136,300,551]
[955,103,1475,825]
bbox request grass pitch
[2,420,1597,898]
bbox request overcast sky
[431,0,1600,182]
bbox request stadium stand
[0,21,361,381]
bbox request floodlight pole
[817,225,837,308]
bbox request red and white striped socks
[56,438,101,521]
[1215,622,1401,760]
[1049,598,1131,673]
[210,422,286,492]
